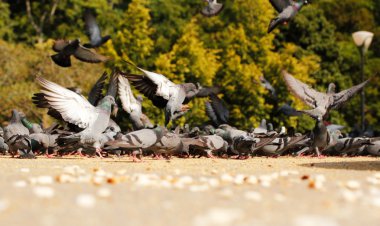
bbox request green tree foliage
[1,0,380,132]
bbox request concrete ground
[0,156,379,226]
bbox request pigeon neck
[98,99,112,112]
[10,111,21,123]
[293,2,303,10]
[21,118,33,129]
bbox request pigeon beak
[181,105,190,112]
[112,105,119,117]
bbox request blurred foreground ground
[0,156,379,226]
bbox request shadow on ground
[300,160,380,171]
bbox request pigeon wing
[269,0,292,13]
[331,80,370,109]
[118,75,141,114]
[84,10,101,44]
[73,46,108,63]
[283,71,325,108]
[52,40,70,52]
[121,72,168,109]
[36,77,98,129]
[88,71,108,106]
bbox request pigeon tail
[268,18,283,33]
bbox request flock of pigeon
[1,0,380,161]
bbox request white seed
[340,189,362,202]
[56,174,77,183]
[220,173,234,183]
[274,193,286,202]
[192,208,243,226]
[36,176,54,185]
[33,186,55,199]
[234,174,246,185]
[345,180,361,190]
[13,180,27,188]
[20,168,30,173]
[76,194,96,208]
[97,188,111,198]
[294,215,340,226]
[244,191,262,202]
[189,184,210,192]
[245,175,258,185]
[0,199,10,212]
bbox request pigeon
[283,71,369,120]
[30,133,60,157]
[268,0,308,33]
[259,76,277,98]
[36,76,117,157]
[51,39,108,67]
[32,72,119,132]
[182,135,228,158]
[277,101,302,116]
[105,126,167,162]
[253,119,268,135]
[257,134,309,156]
[303,116,341,156]
[148,131,183,159]
[118,74,154,130]
[121,67,217,126]
[20,114,43,134]
[83,9,111,48]
[364,140,380,156]
[3,110,33,158]
[324,136,377,156]
[0,136,8,154]
[205,94,229,127]
[201,0,224,17]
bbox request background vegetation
[0,0,379,132]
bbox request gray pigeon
[301,116,340,156]
[118,75,154,130]
[277,100,302,117]
[268,0,308,33]
[106,126,167,162]
[33,71,119,132]
[36,77,117,157]
[324,136,377,156]
[364,140,380,156]
[0,136,8,154]
[201,0,224,17]
[283,71,369,120]
[122,66,217,126]
[30,133,60,157]
[83,9,111,48]
[148,131,183,159]
[3,110,33,158]
[20,114,43,134]
[205,94,229,127]
[51,39,108,67]
[259,76,277,98]
[257,134,309,156]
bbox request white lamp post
[352,31,374,134]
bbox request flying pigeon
[205,94,229,127]
[259,76,277,98]
[277,100,302,116]
[83,9,111,48]
[283,71,369,120]
[201,0,224,17]
[36,77,117,157]
[268,0,308,33]
[32,72,119,132]
[118,75,154,130]
[121,67,217,126]
[51,39,108,67]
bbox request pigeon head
[327,83,336,94]
[136,95,144,103]
[98,96,117,112]
[10,109,22,123]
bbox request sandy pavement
[0,156,379,226]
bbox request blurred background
[0,0,379,133]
